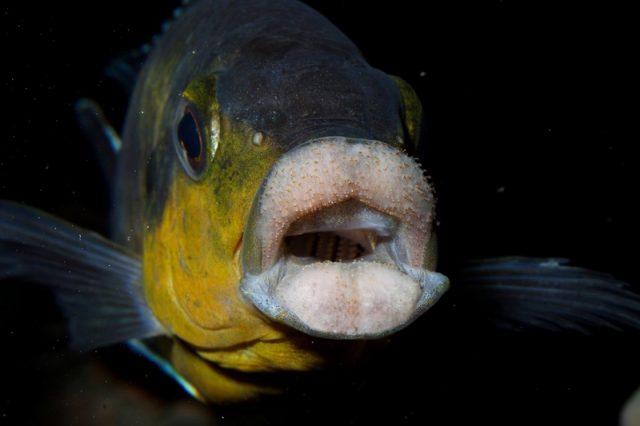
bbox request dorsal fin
[103,2,195,94]
[104,46,150,95]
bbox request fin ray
[450,256,640,332]
[0,201,164,350]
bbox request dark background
[1,1,638,425]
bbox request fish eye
[175,106,206,179]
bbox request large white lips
[240,137,449,339]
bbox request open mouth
[284,230,373,262]
[282,200,394,264]
[240,137,449,339]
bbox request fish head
[142,66,448,347]
[136,18,449,358]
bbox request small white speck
[540,260,560,268]
[78,234,82,240]
[496,186,505,193]
[252,131,264,146]
[191,49,197,55]
[419,71,427,77]
[139,110,145,115]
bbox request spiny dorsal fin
[104,1,196,94]
[104,46,150,94]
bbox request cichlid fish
[1,0,639,404]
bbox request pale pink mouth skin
[240,137,449,338]
[277,262,422,336]
[258,138,434,270]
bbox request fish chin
[239,137,449,339]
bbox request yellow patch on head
[391,76,424,151]
[143,111,282,347]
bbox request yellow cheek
[143,174,274,348]
[142,125,284,349]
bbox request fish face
[127,0,451,400]
[240,137,449,339]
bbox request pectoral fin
[449,256,640,333]
[75,98,122,181]
[0,201,164,350]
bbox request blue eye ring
[175,104,207,179]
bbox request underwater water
[1,1,638,425]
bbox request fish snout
[239,137,449,339]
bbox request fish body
[119,0,447,402]
[2,0,639,406]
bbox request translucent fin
[75,98,122,181]
[450,256,640,333]
[128,339,203,401]
[104,48,148,94]
[0,201,164,350]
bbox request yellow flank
[142,79,324,401]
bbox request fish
[1,0,639,406]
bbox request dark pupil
[178,110,202,161]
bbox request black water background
[1,1,638,425]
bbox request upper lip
[250,137,435,273]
